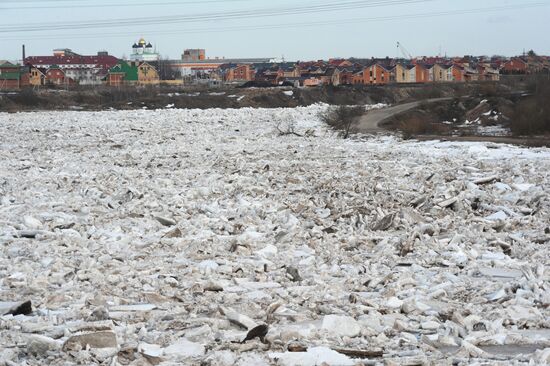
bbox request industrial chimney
[22,44,26,66]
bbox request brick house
[338,68,355,85]
[477,64,487,80]
[482,65,500,81]
[254,69,280,85]
[138,62,160,85]
[0,62,19,75]
[236,64,255,81]
[502,58,527,74]
[305,66,325,76]
[363,64,392,85]
[319,68,341,85]
[394,64,411,83]
[463,67,479,82]
[431,64,448,82]
[223,64,255,82]
[106,60,138,86]
[413,64,429,83]
[106,72,126,87]
[45,66,69,85]
[406,65,417,83]
[29,66,47,86]
[447,65,464,81]
[0,62,21,89]
[280,65,301,78]
[0,62,32,89]
[352,71,365,85]
[525,56,548,74]
[0,73,21,89]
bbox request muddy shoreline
[0,82,509,112]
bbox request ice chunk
[164,339,205,358]
[269,347,355,366]
[320,315,361,338]
[485,210,508,221]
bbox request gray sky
[1,0,549,61]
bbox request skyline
[1,0,549,61]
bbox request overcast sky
[1,0,548,61]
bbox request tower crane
[397,42,413,60]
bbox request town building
[406,65,417,83]
[352,70,365,85]
[447,65,464,82]
[412,64,429,83]
[359,63,392,85]
[430,64,446,82]
[25,49,118,85]
[169,49,274,81]
[0,62,27,89]
[130,38,160,62]
[137,62,160,85]
[393,64,411,83]
[323,68,341,86]
[463,66,480,82]
[502,57,528,74]
[221,64,255,83]
[44,66,71,86]
[107,60,138,86]
[29,66,46,86]
[480,64,500,81]
[182,49,206,62]
[8,43,525,88]
[338,68,355,85]
[106,60,159,86]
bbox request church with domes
[130,38,160,62]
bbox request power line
[3,2,545,42]
[0,0,253,10]
[0,0,86,2]
[0,0,435,32]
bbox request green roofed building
[106,60,159,86]
[106,60,138,86]
[0,62,26,89]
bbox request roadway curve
[356,97,452,133]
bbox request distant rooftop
[170,57,275,65]
[25,51,119,69]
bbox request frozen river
[0,106,549,365]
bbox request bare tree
[276,121,303,137]
[320,105,365,139]
[157,57,176,80]
[511,78,550,135]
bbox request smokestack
[22,44,26,65]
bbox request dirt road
[356,98,451,133]
[415,135,549,147]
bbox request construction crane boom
[397,41,413,60]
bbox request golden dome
[138,38,146,45]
